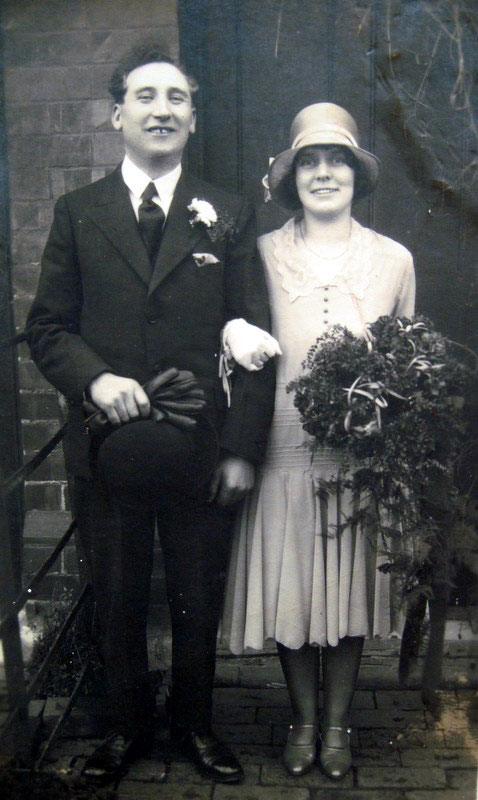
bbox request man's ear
[112,104,122,131]
[189,107,196,135]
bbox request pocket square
[192,252,220,267]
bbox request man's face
[112,62,196,175]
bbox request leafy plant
[288,315,477,604]
[27,590,104,698]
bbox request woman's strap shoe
[282,723,318,776]
[319,726,352,781]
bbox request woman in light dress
[222,103,415,779]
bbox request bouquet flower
[288,315,476,605]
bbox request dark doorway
[178,0,478,609]
[179,0,477,343]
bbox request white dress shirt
[121,156,182,221]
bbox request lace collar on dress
[269,217,376,302]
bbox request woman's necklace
[299,221,351,260]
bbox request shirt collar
[121,156,182,205]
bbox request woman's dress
[222,217,415,653]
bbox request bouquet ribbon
[82,368,206,434]
[343,377,406,435]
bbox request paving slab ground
[1,686,475,800]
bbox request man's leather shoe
[81,731,152,785]
[174,729,244,783]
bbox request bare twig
[274,0,285,58]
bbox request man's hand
[208,455,255,506]
[88,372,150,426]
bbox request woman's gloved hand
[222,318,282,371]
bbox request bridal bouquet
[288,315,476,602]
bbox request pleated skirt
[221,407,401,654]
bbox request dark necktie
[138,182,165,265]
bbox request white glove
[222,318,282,371]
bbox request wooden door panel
[179,0,477,344]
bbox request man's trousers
[73,417,235,737]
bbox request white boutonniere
[188,198,236,242]
[188,198,218,228]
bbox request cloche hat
[266,103,380,209]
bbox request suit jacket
[27,167,275,478]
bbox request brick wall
[3,0,179,517]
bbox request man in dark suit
[26,42,275,785]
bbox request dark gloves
[82,368,206,434]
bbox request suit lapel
[86,167,152,286]
[148,174,204,296]
[86,169,212,292]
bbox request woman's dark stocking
[322,635,364,727]
[319,635,364,780]
[277,642,320,745]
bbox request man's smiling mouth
[147,126,175,135]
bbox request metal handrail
[0,518,78,634]
[1,584,91,738]
[0,331,27,351]
[0,424,68,498]
[35,659,91,770]
[0,329,92,763]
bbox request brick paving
[31,685,477,800]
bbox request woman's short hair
[281,146,361,210]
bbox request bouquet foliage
[288,315,477,604]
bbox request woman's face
[294,145,355,219]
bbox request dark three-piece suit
[27,166,275,737]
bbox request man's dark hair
[108,41,199,104]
